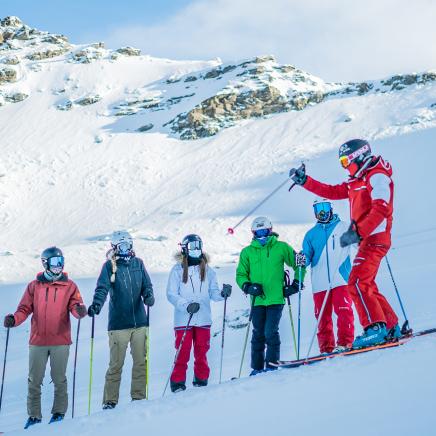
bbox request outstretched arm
[13,284,35,326]
[304,176,349,200]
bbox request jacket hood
[36,272,69,284]
[174,252,210,264]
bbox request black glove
[340,222,361,247]
[221,284,232,298]
[289,164,307,186]
[283,279,301,298]
[242,282,264,297]
[3,314,15,328]
[143,293,155,307]
[87,303,101,317]
[76,304,87,318]
[187,302,200,314]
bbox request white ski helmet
[111,230,133,255]
[251,216,272,233]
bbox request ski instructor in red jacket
[290,139,400,348]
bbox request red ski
[272,327,436,369]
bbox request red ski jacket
[13,272,85,346]
[303,156,394,245]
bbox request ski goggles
[114,241,132,254]
[48,256,64,268]
[313,201,332,217]
[183,240,202,251]
[253,228,271,238]
[339,144,370,168]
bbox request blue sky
[3,0,436,81]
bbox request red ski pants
[348,242,398,330]
[171,326,210,383]
[313,286,354,353]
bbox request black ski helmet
[180,234,203,258]
[338,139,372,175]
[41,246,64,275]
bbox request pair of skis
[271,327,436,369]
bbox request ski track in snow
[1,22,436,435]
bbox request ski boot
[193,376,208,387]
[102,402,117,410]
[386,324,402,342]
[352,322,387,349]
[24,417,42,429]
[170,380,186,393]
[249,369,265,376]
[332,345,349,353]
[49,413,64,424]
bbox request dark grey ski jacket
[92,256,153,331]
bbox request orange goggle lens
[339,155,350,168]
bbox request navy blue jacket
[93,256,153,331]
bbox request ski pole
[145,306,150,400]
[297,266,302,360]
[305,229,333,360]
[219,296,228,384]
[238,297,256,378]
[71,317,81,419]
[286,297,298,359]
[162,313,193,397]
[385,256,411,334]
[227,165,303,235]
[88,316,95,415]
[0,328,10,414]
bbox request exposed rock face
[72,46,104,63]
[27,47,68,60]
[75,95,101,106]
[0,66,17,83]
[1,16,23,27]
[5,92,28,102]
[116,46,141,56]
[137,123,154,132]
[2,55,19,65]
[42,34,69,44]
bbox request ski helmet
[338,139,372,176]
[111,230,133,257]
[313,199,333,223]
[180,234,203,259]
[41,246,64,277]
[251,216,272,245]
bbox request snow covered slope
[0,16,435,436]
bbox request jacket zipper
[126,268,137,328]
[54,288,58,302]
[332,234,335,250]
[44,287,49,338]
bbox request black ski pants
[251,304,284,370]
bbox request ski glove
[3,314,15,328]
[289,165,307,186]
[340,222,361,247]
[87,302,101,317]
[143,293,155,307]
[187,302,200,314]
[242,282,264,297]
[76,304,87,318]
[283,279,301,298]
[221,284,232,298]
[295,252,306,267]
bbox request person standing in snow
[166,234,232,393]
[3,247,87,429]
[290,139,400,348]
[236,217,306,375]
[87,231,154,409]
[302,199,355,353]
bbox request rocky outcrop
[2,55,19,65]
[137,123,154,132]
[116,46,141,56]
[76,95,101,106]
[5,92,28,102]
[27,47,69,60]
[72,46,104,63]
[1,16,23,27]
[0,66,17,83]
